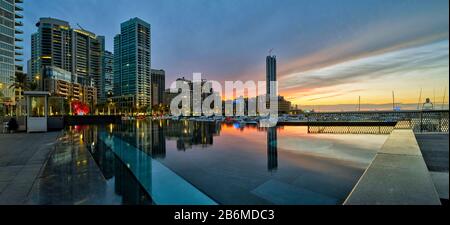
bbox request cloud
[305,89,364,102]
[279,40,449,95]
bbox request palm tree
[9,71,37,116]
[9,72,29,91]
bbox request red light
[71,100,90,115]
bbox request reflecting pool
[68,120,389,205]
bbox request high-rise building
[114,18,151,108]
[30,18,103,105]
[98,35,114,101]
[103,50,114,98]
[31,18,72,79]
[151,69,165,106]
[0,0,24,107]
[72,29,102,99]
[266,55,277,96]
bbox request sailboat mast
[443,87,447,110]
[433,89,436,110]
[417,88,422,110]
[358,96,361,112]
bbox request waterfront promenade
[0,132,60,204]
[0,121,448,205]
[344,129,443,205]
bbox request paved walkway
[0,132,60,204]
[26,133,127,205]
[344,129,441,205]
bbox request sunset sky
[23,0,449,110]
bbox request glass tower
[0,0,23,106]
[114,18,151,108]
[266,55,277,96]
[151,69,165,106]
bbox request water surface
[79,120,388,205]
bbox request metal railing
[305,110,449,133]
[307,125,395,134]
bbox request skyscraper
[266,55,277,96]
[151,69,165,106]
[31,18,72,80]
[103,50,114,98]
[114,18,151,109]
[30,18,103,105]
[0,0,24,107]
[98,36,114,102]
[72,28,102,98]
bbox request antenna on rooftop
[77,23,85,31]
[269,48,274,56]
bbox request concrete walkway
[0,132,60,204]
[344,129,441,205]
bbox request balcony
[15,29,23,34]
[15,4,23,11]
[15,13,23,19]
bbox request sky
[23,0,449,110]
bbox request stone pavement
[0,132,60,204]
[344,129,441,205]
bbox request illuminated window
[30,96,45,117]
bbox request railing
[305,110,449,133]
[307,125,395,134]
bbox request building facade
[43,66,97,104]
[30,17,103,105]
[266,55,277,96]
[277,96,291,114]
[103,50,114,98]
[72,29,102,100]
[151,69,165,106]
[0,0,23,108]
[164,88,178,107]
[114,18,151,109]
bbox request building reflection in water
[90,135,152,205]
[29,125,152,205]
[91,135,153,205]
[164,120,221,151]
[267,127,278,172]
[49,121,279,204]
[83,125,154,205]
[108,120,167,159]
